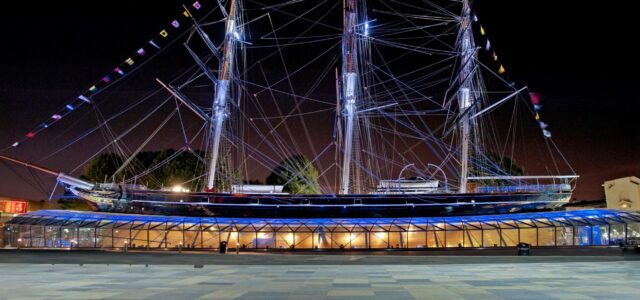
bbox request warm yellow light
[286,233,294,245]
[171,185,190,193]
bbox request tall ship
[0,0,577,218]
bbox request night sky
[1,0,638,201]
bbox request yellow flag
[535,113,540,120]
[183,10,190,17]
[160,30,168,38]
[498,65,506,74]
[480,26,486,36]
[125,58,134,66]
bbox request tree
[266,155,321,194]
[81,150,207,191]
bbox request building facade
[604,176,640,209]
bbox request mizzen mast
[206,0,239,190]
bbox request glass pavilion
[3,209,640,250]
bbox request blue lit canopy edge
[6,209,640,230]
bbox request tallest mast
[457,0,476,193]
[339,0,361,194]
[207,0,239,190]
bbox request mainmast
[457,0,476,193]
[206,0,239,190]
[339,0,362,194]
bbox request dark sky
[0,0,638,200]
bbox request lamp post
[397,163,415,194]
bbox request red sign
[0,200,28,214]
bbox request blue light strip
[8,209,640,228]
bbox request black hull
[95,190,571,218]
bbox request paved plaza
[1,254,639,299]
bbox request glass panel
[202,230,220,249]
[464,230,482,247]
[575,226,591,246]
[17,225,30,248]
[428,231,445,248]
[482,229,501,247]
[501,229,518,246]
[313,231,332,249]
[628,223,640,246]
[591,225,609,246]
[45,226,61,247]
[388,232,407,249]
[350,232,367,249]
[148,230,166,248]
[131,230,148,249]
[78,228,95,248]
[184,230,201,249]
[113,229,129,248]
[95,228,112,248]
[275,232,294,249]
[256,231,275,249]
[331,232,350,249]
[239,232,257,249]
[408,231,426,248]
[556,227,573,246]
[610,224,625,246]
[166,230,183,249]
[520,228,537,246]
[31,225,45,248]
[538,227,555,246]
[370,232,388,249]
[445,231,463,248]
[294,232,313,249]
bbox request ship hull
[72,188,571,218]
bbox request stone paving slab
[1,261,639,299]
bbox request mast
[339,0,361,194]
[206,0,239,190]
[457,0,475,193]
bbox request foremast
[339,0,364,194]
[207,0,239,190]
[457,0,476,193]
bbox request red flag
[529,92,541,105]
[26,132,35,138]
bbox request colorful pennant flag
[89,85,97,92]
[52,114,62,120]
[492,51,498,61]
[498,65,506,74]
[11,142,19,147]
[171,20,180,28]
[137,48,146,56]
[542,129,552,138]
[160,30,169,38]
[485,40,491,51]
[26,132,35,138]
[480,26,486,36]
[183,10,190,17]
[529,92,541,105]
[101,76,111,83]
[533,104,542,111]
[66,104,74,111]
[78,95,91,103]
[115,67,125,75]
[535,113,540,120]
[125,58,134,66]
[538,121,549,129]
[473,14,478,22]
[193,1,201,10]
